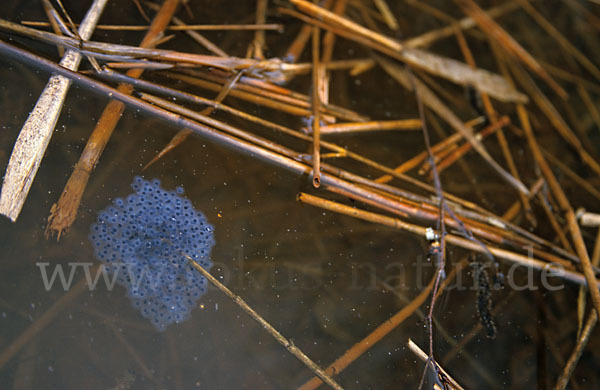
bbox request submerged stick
[184,255,343,390]
[0,266,99,369]
[0,0,108,222]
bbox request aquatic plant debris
[89,176,215,331]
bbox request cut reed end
[45,166,90,241]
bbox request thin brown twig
[184,254,343,390]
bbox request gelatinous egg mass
[89,176,215,331]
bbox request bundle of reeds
[0,0,599,388]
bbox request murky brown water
[1,0,599,389]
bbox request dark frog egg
[89,176,215,331]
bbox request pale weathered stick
[0,0,108,221]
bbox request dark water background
[0,0,599,388]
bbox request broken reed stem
[22,20,284,31]
[375,121,493,182]
[541,148,600,202]
[184,255,343,390]
[290,0,403,51]
[311,25,322,187]
[407,339,465,390]
[252,0,268,59]
[0,0,108,222]
[45,0,180,238]
[284,0,334,62]
[320,119,421,135]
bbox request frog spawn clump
[89,176,215,331]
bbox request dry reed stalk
[541,61,600,94]
[184,255,343,390]
[453,0,568,99]
[22,20,284,31]
[536,192,574,252]
[577,84,600,136]
[311,25,322,187]
[321,0,348,66]
[375,121,491,182]
[280,6,528,103]
[252,0,268,59]
[284,0,334,62]
[297,193,592,285]
[290,0,403,51]
[41,0,65,57]
[182,68,365,121]
[320,119,422,135]
[166,71,366,122]
[45,0,180,238]
[370,0,397,30]
[0,0,108,222]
